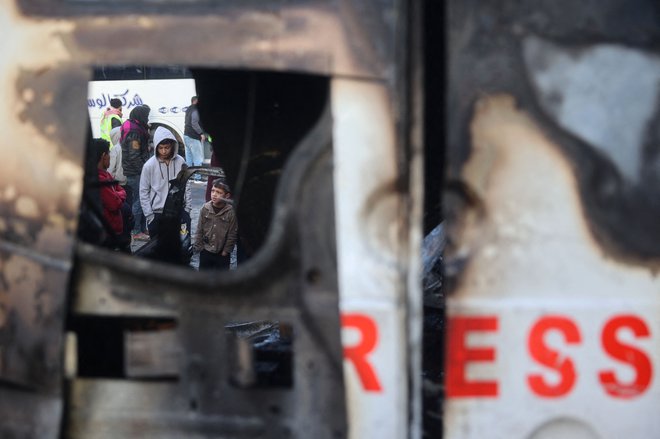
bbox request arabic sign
[88,91,189,115]
[87,89,144,110]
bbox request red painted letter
[342,313,382,392]
[599,315,652,398]
[446,316,499,397]
[527,316,580,397]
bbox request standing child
[192,180,238,270]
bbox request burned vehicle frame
[67,105,346,438]
[1,0,425,437]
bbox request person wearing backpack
[120,104,151,241]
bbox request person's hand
[221,251,228,257]
[200,134,206,142]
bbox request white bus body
[87,78,197,146]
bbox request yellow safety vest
[100,113,122,149]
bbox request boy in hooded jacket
[192,180,237,270]
[139,126,191,239]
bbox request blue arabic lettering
[126,94,144,109]
[113,89,129,107]
[94,94,107,110]
[88,90,145,110]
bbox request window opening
[68,316,178,379]
[79,66,329,270]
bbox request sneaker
[132,232,150,241]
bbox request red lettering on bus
[342,313,383,392]
[527,316,580,398]
[446,316,499,397]
[599,315,652,398]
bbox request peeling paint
[445,93,660,438]
[524,36,660,184]
[457,94,660,299]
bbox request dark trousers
[199,250,230,270]
[117,201,134,252]
[101,201,133,253]
[126,175,145,234]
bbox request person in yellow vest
[100,98,123,146]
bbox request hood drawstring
[158,158,178,182]
[158,160,168,181]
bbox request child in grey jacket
[192,180,238,270]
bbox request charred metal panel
[68,107,347,438]
[445,1,660,438]
[523,37,660,260]
[332,78,424,439]
[3,0,422,436]
[17,0,399,82]
[0,5,86,437]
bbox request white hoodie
[107,127,126,185]
[139,126,191,223]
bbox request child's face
[101,151,110,169]
[211,187,228,206]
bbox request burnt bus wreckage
[3,0,426,434]
[4,0,660,438]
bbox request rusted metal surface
[16,0,398,82]
[0,5,85,438]
[445,1,660,437]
